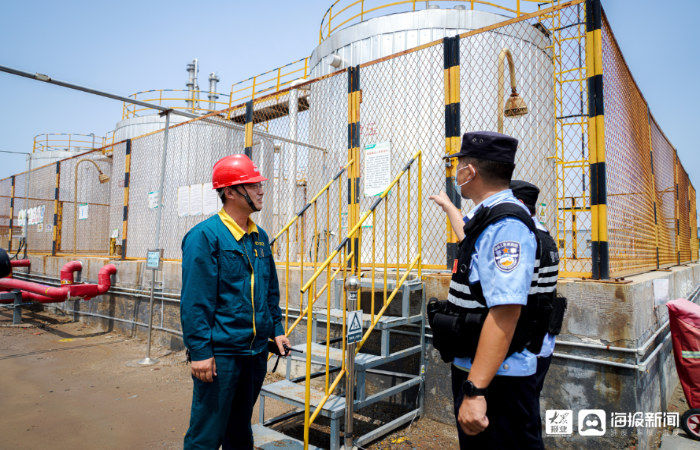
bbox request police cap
[510,179,540,212]
[443,131,518,164]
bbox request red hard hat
[211,154,267,189]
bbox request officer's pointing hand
[428,191,454,212]
[458,395,489,436]
[191,357,217,382]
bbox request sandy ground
[0,308,458,450]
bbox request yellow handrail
[318,0,554,43]
[299,150,422,449]
[121,89,231,119]
[270,159,355,246]
[228,57,310,106]
[33,133,108,153]
[301,150,421,292]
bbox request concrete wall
[17,255,700,448]
[422,264,700,449]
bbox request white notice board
[363,142,392,197]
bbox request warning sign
[347,310,363,344]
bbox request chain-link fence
[601,14,697,276]
[2,0,697,278]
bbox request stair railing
[298,150,422,449]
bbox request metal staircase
[254,151,424,449]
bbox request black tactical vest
[447,201,542,359]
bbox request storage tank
[304,6,555,268]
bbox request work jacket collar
[218,208,258,241]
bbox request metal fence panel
[649,116,678,268]
[58,150,112,255]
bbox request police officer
[180,154,290,449]
[510,180,563,441]
[429,131,543,449]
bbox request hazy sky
[1,1,698,211]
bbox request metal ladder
[255,277,425,450]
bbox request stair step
[260,379,346,419]
[252,423,319,449]
[290,342,381,368]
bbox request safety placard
[363,141,391,197]
[148,191,160,209]
[347,310,363,344]
[145,249,163,270]
[78,203,89,220]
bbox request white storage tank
[305,6,555,268]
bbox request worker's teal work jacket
[180,210,284,360]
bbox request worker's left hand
[274,334,291,357]
[458,395,489,436]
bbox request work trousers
[451,364,544,449]
[184,352,267,450]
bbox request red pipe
[10,259,31,269]
[68,264,117,300]
[60,261,83,284]
[0,278,69,301]
[0,288,61,304]
[0,263,116,302]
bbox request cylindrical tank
[108,111,285,259]
[305,8,555,268]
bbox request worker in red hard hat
[180,154,290,449]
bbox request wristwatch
[462,379,488,397]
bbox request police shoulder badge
[493,241,520,272]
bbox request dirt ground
[0,308,458,450]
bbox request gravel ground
[0,308,459,449]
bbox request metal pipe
[55,303,183,337]
[208,72,220,111]
[139,111,170,366]
[12,273,181,302]
[22,153,31,259]
[10,259,31,268]
[0,263,115,301]
[186,60,196,110]
[496,47,527,132]
[0,64,327,152]
[60,260,83,284]
[344,275,360,449]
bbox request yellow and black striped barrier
[8,175,15,253]
[347,65,361,271]
[121,139,132,260]
[244,100,253,157]
[586,0,608,279]
[443,35,461,267]
[51,162,61,255]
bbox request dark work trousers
[451,364,544,449]
[184,352,268,450]
[534,355,553,443]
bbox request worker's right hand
[191,357,217,382]
[429,191,454,212]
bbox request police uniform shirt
[534,220,557,358]
[453,189,538,376]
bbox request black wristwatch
[462,379,488,397]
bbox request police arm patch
[493,241,520,272]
